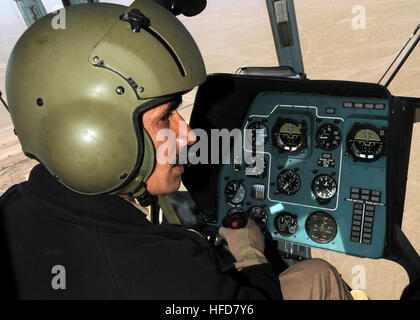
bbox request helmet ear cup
[38,100,138,194]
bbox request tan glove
[218,219,268,271]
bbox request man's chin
[170,164,184,175]
[147,178,181,196]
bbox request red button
[232,221,238,228]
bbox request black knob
[222,211,248,229]
[120,9,151,33]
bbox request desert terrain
[0,0,419,299]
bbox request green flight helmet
[5,0,206,197]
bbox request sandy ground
[1,0,419,299]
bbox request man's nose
[173,112,197,148]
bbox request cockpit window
[1,0,419,108]
[0,1,26,125]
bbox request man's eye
[160,112,171,122]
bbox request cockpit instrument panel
[183,74,415,260]
[217,91,388,258]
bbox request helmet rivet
[116,86,125,95]
[139,87,144,93]
[93,56,99,62]
[120,172,128,179]
[36,98,44,107]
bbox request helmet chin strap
[156,194,181,225]
[129,182,181,226]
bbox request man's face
[142,100,196,195]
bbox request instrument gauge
[277,169,301,195]
[224,208,247,229]
[225,181,246,207]
[248,206,268,228]
[312,174,338,203]
[246,122,268,149]
[244,153,267,178]
[316,123,341,151]
[305,211,337,244]
[275,212,298,236]
[346,124,386,162]
[273,118,307,154]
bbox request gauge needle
[284,177,295,189]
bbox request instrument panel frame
[182,73,415,262]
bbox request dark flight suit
[0,164,282,299]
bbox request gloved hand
[218,219,268,271]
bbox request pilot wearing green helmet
[0,0,353,300]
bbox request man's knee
[280,258,338,278]
[303,258,338,275]
[279,258,353,300]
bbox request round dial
[316,123,341,151]
[277,169,301,195]
[312,174,338,201]
[346,124,386,162]
[245,153,267,178]
[275,212,298,236]
[273,119,307,153]
[246,122,268,149]
[305,211,337,244]
[248,206,268,228]
[225,181,246,206]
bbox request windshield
[1,0,419,107]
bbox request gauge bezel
[272,117,308,154]
[274,211,298,237]
[245,121,269,149]
[277,169,301,195]
[311,174,338,204]
[247,206,268,228]
[305,211,337,244]
[346,123,387,162]
[224,180,246,207]
[315,123,342,151]
[244,153,267,179]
